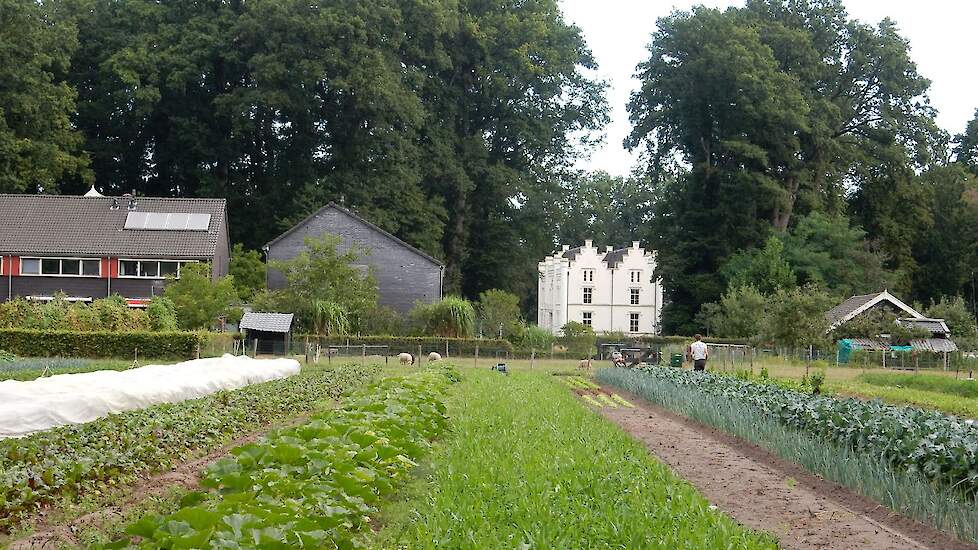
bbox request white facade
[537,240,663,335]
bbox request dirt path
[7,415,309,549]
[597,388,976,550]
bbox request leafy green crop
[375,370,777,549]
[100,366,460,549]
[604,367,978,498]
[0,364,378,531]
[859,372,978,399]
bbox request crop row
[102,366,460,549]
[375,370,776,548]
[0,364,378,531]
[605,367,978,497]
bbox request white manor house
[537,240,663,336]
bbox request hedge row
[0,328,201,359]
[300,335,513,354]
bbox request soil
[7,415,309,549]
[595,387,977,550]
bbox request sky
[560,0,978,176]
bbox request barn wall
[267,207,442,314]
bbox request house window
[629,313,640,333]
[630,288,640,305]
[630,270,641,283]
[119,259,189,279]
[583,287,593,304]
[583,269,594,282]
[582,312,592,327]
[20,257,101,277]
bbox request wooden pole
[475,343,479,369]
[361,344,366,367]
[530,348,536,369]
[418,344,423,367]
[445,339,449,358]
[252,338,258,358]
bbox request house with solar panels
[0,188,229,306]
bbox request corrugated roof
[910,338,958,353]
[240,312,294,333]
[826,290,923,329]
[898,317,951,335]
[0,194,226,258]
[826,293,878,326]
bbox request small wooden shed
[240,312,294,355]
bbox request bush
[559,321,596,357]
[410,297,475,337]
[0,295,155,332]
[0,329,202,358]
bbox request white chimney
[605,246,613,253]
[632,241,641,249]
[585,239,593,248]
[561,244,569,252]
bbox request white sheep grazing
[578,359,592,370]
[398,353,414,365]
[428,351,442,362]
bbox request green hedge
[0,329,201,359]
[597,335,749,347]
[301,335,513,355]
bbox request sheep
[398,352,414,365]
[428,351,442,362]
[578,359,592,370]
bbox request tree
[558,321,596,357]
[761,285,833,351]
[477,289,522,340]
[782,212,892,297]
[163,263,238,330]
[628,2,941,331]
[228,244,266,301]
[0,0,89,193]
[554,171,655,248]
[264,234,378,332]
[925,296,977,341]
[722,236,796,295]
[715,285,767,339]
[954,108,978,174]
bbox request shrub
[559,321,596,356]
[0,329,201,358]
[410,296,475,337]
[146,296,179,331]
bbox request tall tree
[954,108,978,174]
[0,0,89,193]
[554,171,654,248]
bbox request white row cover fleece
[0,354,300,438]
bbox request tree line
[3,0,977,334]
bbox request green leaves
[0,364,377,532]
[104,366,459,549]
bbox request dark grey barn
[264,203,443,313]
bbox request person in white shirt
[690,334,709,372]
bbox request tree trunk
[772,174,800,232]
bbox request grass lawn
[371,368,777,549]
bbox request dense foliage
[376,370,776,548]
[0,328,200,358]
[0,364,377,531]
[6,0,606,307]
[409,296,476,338]
[0,296,176,333]
[615,367,978,498]
[627,0,976,332]
[163,263,239,330]
[103,367,458,548]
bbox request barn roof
[264,202,443,267]
[826,290,923,329]
[897,317,951,335]
[240,312,294,333]
[0,194,227,259]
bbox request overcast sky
[561,0,978,176]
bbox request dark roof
[826,293,878,326]
[264,202,443,267]
[910,338,958,353]
[898,317,951,335]
[825,291,922,328]
[562,247,582,260]
[603,248,628,268]
[0,194,226,259]
[240,312,294,333]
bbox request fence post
[530,348,536,369]
[361,344,366,367]
[475,343,479,369]
[252,338,258,358]
[417,344,423,367]
[445,339,449,358]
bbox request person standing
[690,334,709,372]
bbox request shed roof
[897,317,951,335]
[240,312,294,333]
[0,194,227,259]
[910,338,958,353]
[826,290,923,329]
[264,202,443,267]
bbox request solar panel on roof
[124,211,212,231]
